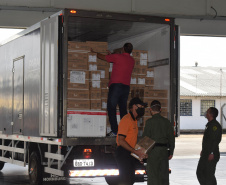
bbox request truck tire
[105,176,119,185]
[29,152,43,185]
[0,162,5,171]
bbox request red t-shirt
[105,53,135,87]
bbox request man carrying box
[91,43,135,136]
[116,97,147,185]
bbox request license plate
[73,159,94,167]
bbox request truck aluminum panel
[40,16,59,137]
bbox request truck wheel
[105,176,119,185]
[29,152,43,185]
[0,162,5,171]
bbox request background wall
[180,96,226,130]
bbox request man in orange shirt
[116,97,147,185]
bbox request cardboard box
[68,52,88,61]
[101,78,109,89]
[146,68,154,77]
[67,99,90,109]
[89,71,101,81]
[67,89,90,99]
[68,42,90,51]
[67,110,107,137]
[90,89,102,99]
[90,80,101,89]
[145,77,154,86]
[136,66,147,75]
[97,59,110,67]
[68,61,88,70]
[101,98,108,110]
[86,41,108,52]
[90,99,102,110]
[89,64,97,71]
[67,79,89,90]
[130,76,137,85]
[99,69,110,79]
[68,70,89,80]
[132,50,148,60]
[88,53,97,63]
[101,89,109,99]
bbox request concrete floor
[0,134,225,185]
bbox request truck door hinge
[12,68,15,73]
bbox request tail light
[83,149,92,159]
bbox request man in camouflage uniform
[196,107,222,185]
[142,100,175,185]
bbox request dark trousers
[107,83,130,133]
[196,157,218,185]
[116,146,136,185]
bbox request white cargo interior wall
[109,25,171,113]
[180,96,226,130]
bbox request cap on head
[129,97,147,109]
[150,100,161,112]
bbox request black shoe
[106,131,117,137]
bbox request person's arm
[168,121,175,160]
[208,124,222,161]
[90,48,107,61]
[118,135,146,159]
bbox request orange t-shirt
[116,113,138,148]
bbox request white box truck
[0,9,179,185]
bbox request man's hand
[168,155,173,160]
[208,154,214,161]
[134,148,147,161]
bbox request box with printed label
[90,80,101,89]
[67,110,107,137]
[99,69,109,79]
[146,68,154,77]
[89,71,101,81]
[67,89,90,99]
[67,100,90,109]
[67,79,89,90]
[68,70,89,80]
[101,98,108,110]
[88,53,97,63]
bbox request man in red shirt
[91,43,135,136]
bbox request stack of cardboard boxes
[130,50,169,135]
[67,42,169,136]
[67,41,109,111]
